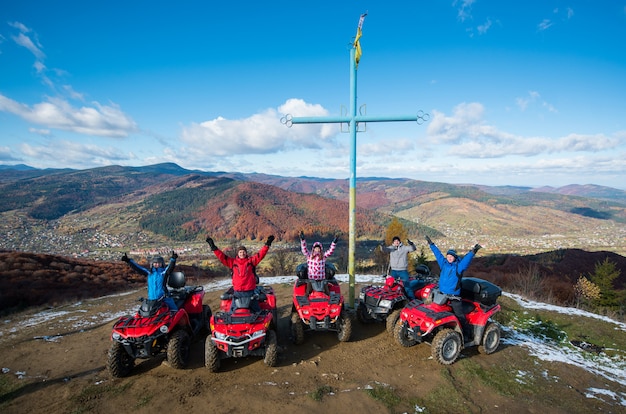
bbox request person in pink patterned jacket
[299,231,338,280]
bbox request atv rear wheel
[167,329,191,369]
[394,321,418,347]
[356,303,373,324]
[264,329,278,367]
[386,309,401,335]
[337,311,352,342]
[432,328,462,365]
[478,322,500,354]
[205,337,220,372]
[202,305,212,334]
[107,341,135,378]
[290,312,305,345]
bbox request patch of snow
[503,292,626,331]
[585,387,626,406]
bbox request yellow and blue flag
[353,13,367,67]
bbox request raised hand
[206,237,217,251]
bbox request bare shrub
[509,263,549,301]
[265,249,299,276]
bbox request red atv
[290,263,352,344]
[107,271,211,377]
[394,277,502,365]
[204,285,278,372]
[357,264,437,335]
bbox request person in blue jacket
[425,235,481,336]
[122,251,178,311]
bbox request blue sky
[1,1,626,189]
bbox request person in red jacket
[206,235,274,312]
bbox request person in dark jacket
[425,235,481,336]
[206,236,274,312]
[122,251,178,311]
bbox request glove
[472,244,482,254]
[206,237,217,251]
[425,235,433,245]
[266,235,275,246]
[171,251,178,260]
[299,231,305,241]
[332,235,338,244]
[121,253,130,263]
[407,239,414,246]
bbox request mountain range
[1,162,625,257]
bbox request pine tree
[590,258,621,309]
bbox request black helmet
[168,271,186,289]
[415,264,431,276]
[151,256,165,267]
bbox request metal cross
[281,15,429,307]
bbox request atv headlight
[112,332,121,340]
[251,330,265,339]
[359,292,365,300]
[379,299,392,308]
[160,325,169,334]
[214,332,227,340]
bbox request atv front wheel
[385,309,401,335]
[205,337,220,372]
[478,322,500,354]
[264,329,278,367]
[356,303,373,324]
[394,321,418,347]
[107,341,135,378]
[337,311,352,342]
[432,328,462,365]
[167,329,191,369]
[290,312,305,345]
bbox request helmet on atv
[151,256,166,268]
[168,271,186,289]
[415,264,431,276]
[312,242,323,250]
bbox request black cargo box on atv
[461,277,501,306]
[296,262,337,280]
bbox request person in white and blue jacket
[122,251,178,311]
[425,235,481,336]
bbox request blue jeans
[390,269,416,300]
[164,296,178,312]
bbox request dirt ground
[0,279,620,414]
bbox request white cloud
[179,98,339,157]
[454,0,475,22]
[359,138,415,156]
[28,127,51,136]
[537,19,553,32]
[19,140,133,168]
[425,102,622,159]
[0,146,20,162]
[477,18,492,35]
[0,94,137,137]
[11,32,45,61]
